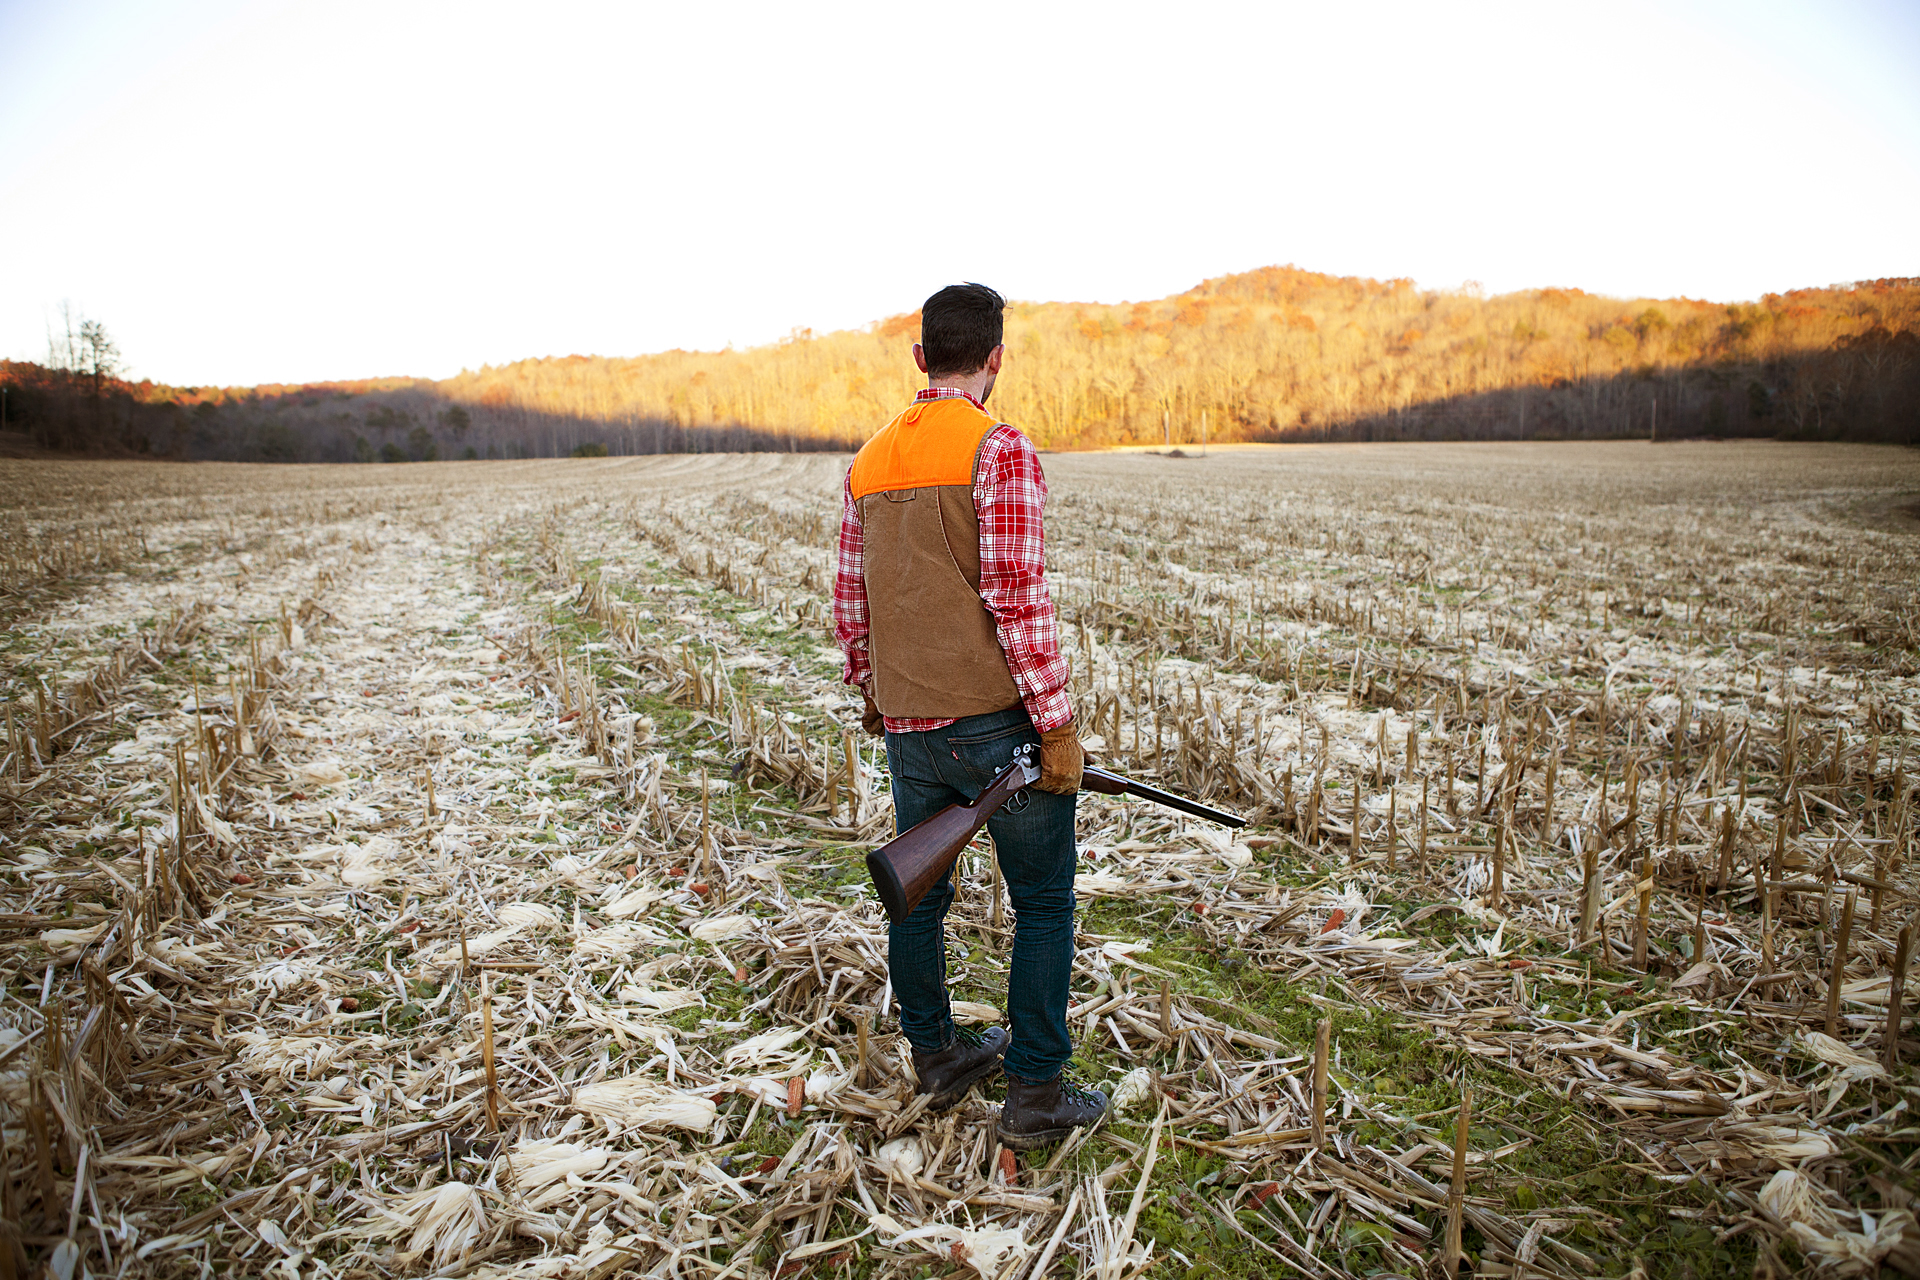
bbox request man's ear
[985,344,1004,374]
[912,343,929,375]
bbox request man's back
[847,393,1023,721]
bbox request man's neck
[927,373,991,404]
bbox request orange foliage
[424,267,1915,451]
[40,266,1898,461]
[1174,300,1212,327]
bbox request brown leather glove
[1035,720,1084,794]
[860,686,885,737]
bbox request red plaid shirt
[833,387,1072,735]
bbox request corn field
[1,440,1917,1280]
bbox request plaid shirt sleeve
[831,470,873,691]
[974,424,1073,732]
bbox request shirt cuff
[1023,686,1073,734]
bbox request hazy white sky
[2,0,1915,387]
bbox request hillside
[5,267,1916,461]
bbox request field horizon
[5,265,1915,464]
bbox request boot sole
[922,1057,1004,1112]
[994,1120,1086,1152]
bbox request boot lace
[1055,1070,1105,1107]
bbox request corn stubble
[0,440,1916,1278]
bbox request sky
[2,0,1916,388]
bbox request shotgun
[865,744,1247,926]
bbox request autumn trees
[434,271,1918,451]
[8,272,1913,460]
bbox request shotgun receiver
[865,746,1247,926]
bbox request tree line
[5,268,1914,462]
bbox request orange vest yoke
[848,397,1000,500]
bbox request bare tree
[48,305,123,383]
[44,304,124,447]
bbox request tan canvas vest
[847,397,1023,720]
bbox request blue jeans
[884,705,1078,1082]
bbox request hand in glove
[860,686,885,737]
[1035,720,1084,794]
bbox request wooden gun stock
[865,747,1039,926]
[864,750,1246,927]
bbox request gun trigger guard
[1002,744,1036,813]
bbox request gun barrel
[1081,765,1247,828]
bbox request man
[833,282,1108,1150]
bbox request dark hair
[919,283,1005,377]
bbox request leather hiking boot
[911,1024,1009,1110]
[996,1071,1110,1150]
